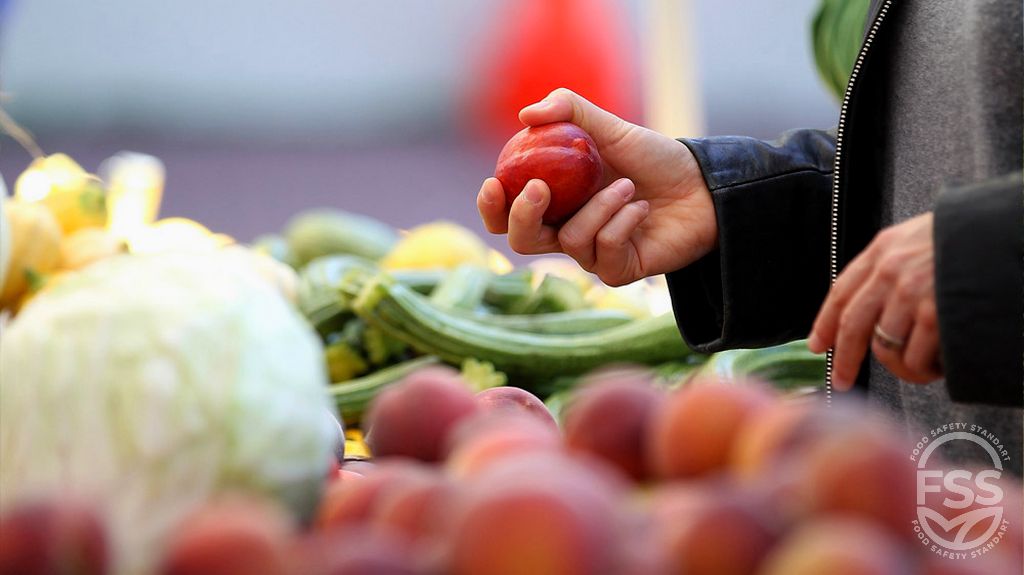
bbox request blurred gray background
[0,0,837,248]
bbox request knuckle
[864,239,884,259]
[549,87,576,100]
[876,256,902,282]
[825,291,848,312]
[837,309,859,333]
[557,228,587,254]
[916,304,938,329]
[595,229,620,251]
[875,227,900,247]
[893,277,916,301]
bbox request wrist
[678,141,719,255]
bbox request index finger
[808,250,877,353]
[518,88,631,150]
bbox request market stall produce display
[5,152,1016,575]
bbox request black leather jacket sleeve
[665,129,836,353]
[933,171,1024,407]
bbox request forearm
[665,129,836,352]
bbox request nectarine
[648,379,776,479]
[159,496,294,575]
[364,366,478,462]
[563,373,663,481]
[475,386,559,432]
[495,122,603,225]
[0,500,108,575]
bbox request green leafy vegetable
[812,0,871,100]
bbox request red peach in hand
[495,122,603,225]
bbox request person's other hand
[808,213,942,390]
[477,88,717,286]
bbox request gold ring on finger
[873,324,906,351]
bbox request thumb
[518,88,631,150]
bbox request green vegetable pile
[260,208,827,426]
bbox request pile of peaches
[4,366,1022,575]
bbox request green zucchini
[389,269,444,294]
[352,274,692,389]
[694,340,826,392]
[456,308,634,335]
[328,355,441,424]
[511,273,587,314]
[296,255,377,336]
[429,264,492,311]
[481,268,534,311]
[285,209,398,265]
[651,357,709,389]
[391,267,534,312]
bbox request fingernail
[633,200,649,213]
[617,180,636,201]
[524,182,544,205]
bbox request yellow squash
[14,154,107,234]
[0,191,9,290]
[381,221,490,271]
[1,201,63,309]
[59,228,127,271]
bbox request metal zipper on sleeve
[826,0,895,406]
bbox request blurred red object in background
[468,0,642,141]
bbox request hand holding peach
[479,88,717,287]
